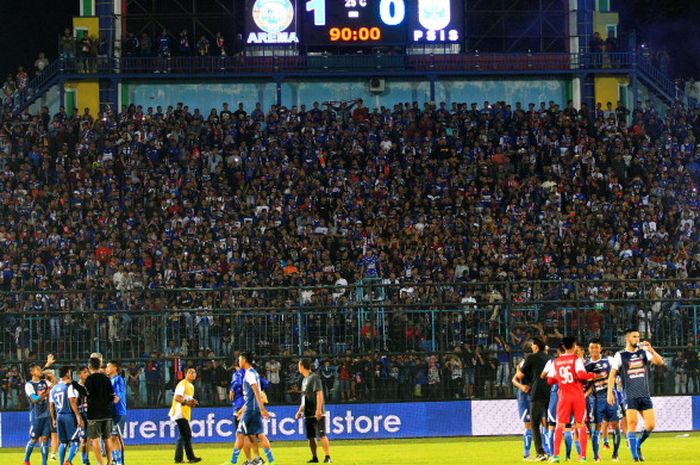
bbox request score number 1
[306,0,405,26]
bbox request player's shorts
[556,395,587,425]
[233,409,241,430]
[57,414,79,443]
[590,395,623,423]
[112,415,126,436]
[547,391,558,425]
[87,419,112,441]
[626,396,653,412]
[305,417,327,439]
[237,411,264,436]
[518,393,531,423]
[30,417,51,439]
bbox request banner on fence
[0,401,470,448]
[470,396,697,436]
[4,397,700,448]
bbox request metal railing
[1,279,699,363]
[1,279,697,410]
[9,51,682,115]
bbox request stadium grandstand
[1,1,700,464]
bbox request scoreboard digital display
[245,0,463,46]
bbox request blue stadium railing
[11,51,683,114]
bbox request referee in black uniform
[84,357,115,465]
[295,358,332,464]
[513,338,551,461]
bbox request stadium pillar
[429,75,436,102]
[631,72,639,109]
[275,78,282,106]
[59,79,66,112]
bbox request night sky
[0,0,698,79]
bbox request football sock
[553,425,564,457]
[577,427,588,459]
[613,429,621,455]
[231,448,241,464]
[59,443,67,465]
[41,442,49,465]
[523,430,532,456]
[564,431,573,458]
[592,431,600,458]
[68,443,79,463]
[627,432,639,460]
[638,429,652,447]
[24,441,35,462]
[264,448,274,462]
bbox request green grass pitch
[1,434,697,464]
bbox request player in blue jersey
[106,361,126,465]
[607,329,664,462]
[585,340,622,462]
[72,367,91,465]
[511,359,533,460]
[229,360,254,465]
[49,366,84,465]
[24,363,53,465]
[227,353,275,465]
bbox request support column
[275,77,283,106]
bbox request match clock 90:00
[329,26,382,42]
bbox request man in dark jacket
[84,357,115,465]
[513,338,551,461]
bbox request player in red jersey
[545,336,596,463]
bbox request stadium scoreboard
[246,0,463,45]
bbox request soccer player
[229,359,267,465]
[72,367,91,465]
[545,336,595,463]
[24,363,53,465]
[169,367,202,464]
[607,329,664,462]
[49,366,83,465]
[296,358,332,463]
[585,340,622,461]
[512,359,533,460]
[106,361,126,465]
[229,352,275,465]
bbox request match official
[296,358,332,463]
[85,357,115,465]
[169,367,202,463]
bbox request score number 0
[306,0,406,26]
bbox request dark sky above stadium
[0,0,698,79]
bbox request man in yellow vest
[169,367,202,463]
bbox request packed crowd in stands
[2,93,700,407]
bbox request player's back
[50,382,72,415]
[243,368,261,413]
[550,353,586,398]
